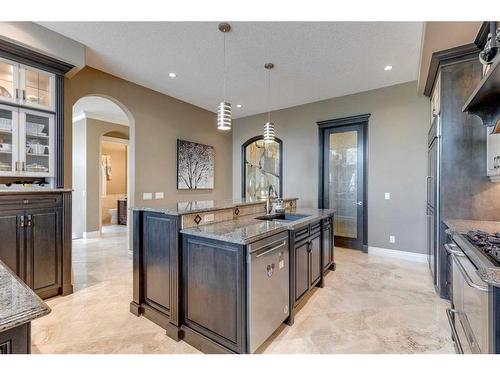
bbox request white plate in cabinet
[0,104,54,178]
[487,126,500,182]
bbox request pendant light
[217,22,232,131]
[263,63,275,143]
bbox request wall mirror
[242,136,282,199]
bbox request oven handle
[444,243,465,256]
[450,253,489,292]
[446,308,464,354]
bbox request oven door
[449,249,490,354]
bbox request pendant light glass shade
[217,101,232,130]
[263,121,275,143]
[263,63,275,142]
[217,23,231,131]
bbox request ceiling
[73,96,129,125]
[41,22,423,118]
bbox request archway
[71,95,135,250]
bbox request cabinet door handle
[19,216,25,228]
[26,215,32,227]
[15,88,19,100]
[22,90,26,102]
[22,162,25,171]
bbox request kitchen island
[131,198,334,353]
[0,260,50,354]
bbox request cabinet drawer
[294,226,309,241]
[0,194,62,210]
[310,222,321,235]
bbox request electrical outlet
[155,192,164,199]
[389,235,396,243]
[143,192,153,200]
[385,193,390,200]
[204,213,215,223]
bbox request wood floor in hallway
[31,227,454,354]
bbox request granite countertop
[444,219,500,287]
[181,208,335,245]
[0,260,50,333]
[134,197,298,216]
[0,188,72,195]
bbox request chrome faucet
[266,185,278,214]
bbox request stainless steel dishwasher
[248,232,289,353]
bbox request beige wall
[65,67,233,212]
[233,81,430,254]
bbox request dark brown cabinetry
[0,192,72,299]
[322,217,334,272]
[130,211,180,340]
[0,323,30,354]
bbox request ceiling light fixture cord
[223,30,227,101]
[267,67,271,123]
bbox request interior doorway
[71,95,132,242]
[99,135,129,233]
[318,114,369,251]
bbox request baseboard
[83,231,100,238]
[368,246,427,263]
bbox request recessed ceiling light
[384,65,393,71]
[168,72,177,78]
[236,104,242,108]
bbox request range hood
[463,54,500,133]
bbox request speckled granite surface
[0,188,72,195]
[444,219,500,287]
[181,208,335,244]
[0,260,50,333]
[134,197,298,216]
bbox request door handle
[26,214,32,227]
[355,201,363,206]
[15,88,19,100]
[19,216,25,228]
[426,176,432,206]
[450,253,489,292]
[22,90,26,102]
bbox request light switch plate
[385,193,390,200]
[155,192,164,199]
[389,235,395,243]
[143,192,153,200]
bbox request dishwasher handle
[255,241,287,258]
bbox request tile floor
[31,226,454,354]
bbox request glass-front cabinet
[0,57,55,111]
[0,104,19,175]
[0,104,54,177]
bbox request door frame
[317,114,369,252]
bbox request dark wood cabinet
[309,233,321,286]
[0,192,72,299]
[182,235,246,353]
[130,211,180,340]
[0,210,24,279]
[294,240,309,302]
[322,218,334,272]
[0,323,30,354]
[26,208,62,298]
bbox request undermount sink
[255,213,311,222]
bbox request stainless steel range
[445,226,500,354]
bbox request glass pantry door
[321,123,366,250]
[20,65,55,111]
[0,58,19,105]
[0,105,19,175]
[19,109,54,177]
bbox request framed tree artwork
[177,139,214,189]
